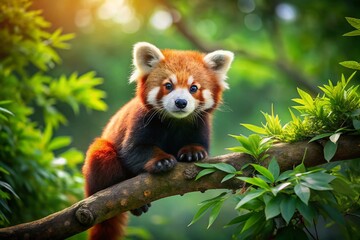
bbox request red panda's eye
[189,85,198,93]
[164,82,173,91]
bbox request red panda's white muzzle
[162,88,196,118]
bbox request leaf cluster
[227,134,273,162]
[244,72,360,143]
[0,0,106,225]
[193,159,359,239]
[340,17,360,70]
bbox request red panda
[82,42,234,240]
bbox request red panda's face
[130,43,234,119]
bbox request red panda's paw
[177,145,208,162]
[145,156,177,174]
[130,203,151,216]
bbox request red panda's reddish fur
[82,42,233,240]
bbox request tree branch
[0,136,359,239]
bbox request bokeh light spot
[238,0,256,13]
[150,10,173,30]
[276,3,297,22]
[244,13,262,31]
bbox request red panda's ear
[129,42,165,83]
[204,50,234,89]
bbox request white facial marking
[147,87,160,106]
[187,75,194,85]
[169,74,177,84]
[202,89,215,110]
[162,88,196,118]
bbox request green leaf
[188,202,214,226]
[241,123,267,134]
[237,177,270,190]
[226,146,250,153]
[351,108,360,117]
[280,196,296,224]
[294,183,310,205]
[251,164,275,183]
[304,172,336,183]
[224,212,253,227]
[207,201,223,228]
[241,212,264,233]
[264,196,281,220]
[213,163,237,173]
[271,182,291,196]
[48,136,72,150]
[294,162,306,174]
[195,163,216,169]
[324,141,338,162]
[339,61,360,70]
[309,133,333,142]
[0,181,19,199]
[0,107,14,116]
[353,119,360,130]
[221,173,236,183]
[199,192,227,205]
[195,169,217,180]
[300,172,335,191]
[345,17,360,30]
[297,88,314,107]
[343,30,360,36]
[268,158,280,181]
[277,170,292,181]
[235,189,266,209]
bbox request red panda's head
[130,42,234,119]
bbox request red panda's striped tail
[89,213,128,240]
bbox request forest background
[1,0,360,239]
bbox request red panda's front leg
[144,146,177,173]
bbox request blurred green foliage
[0,0,106,226]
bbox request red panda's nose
[175,99,187,109]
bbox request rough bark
[0,136,359,240]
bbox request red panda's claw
[152,158,177,173]
[178,148,207,162]
[130,203,152,216]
